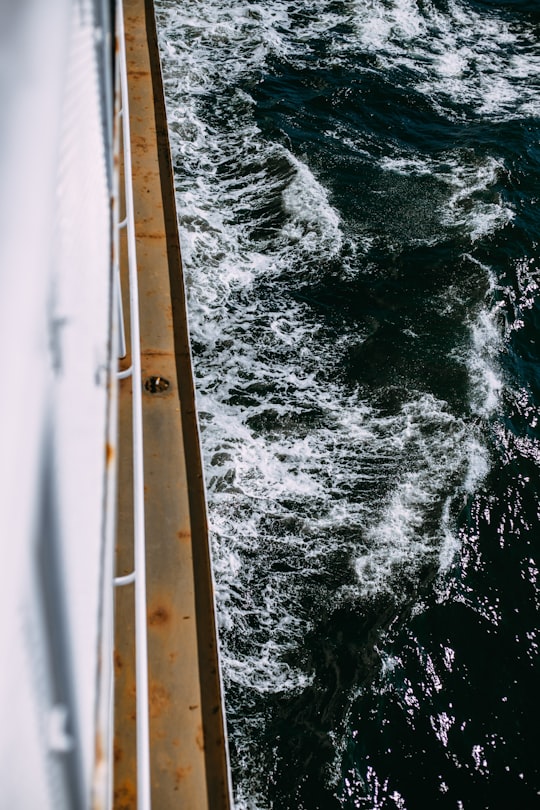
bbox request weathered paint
[113,1,231,808]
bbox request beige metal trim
[113,1,231,807]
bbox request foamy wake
[349,0,540,120]
[153,0,528,802]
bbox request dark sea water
[156,0,540,806]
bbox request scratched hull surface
[156,0,540,806]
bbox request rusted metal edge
[142,2,232,807]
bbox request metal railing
[113,2,152,807]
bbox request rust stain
[168,651,178,663]
[131,135,151,150]
[196,725,205,752]
[137,231,165,240]
[148,605,170,626]
[174,765,193,789]
[95,730,105,768]
[114,741,123,764]
[113,779,136,810]
[114,651,123,673]
[106,442,115,467]
[149,681,171,719]
[177,529,191,542]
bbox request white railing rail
[113,2,152,808]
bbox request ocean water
[155,0,540,807]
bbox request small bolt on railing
[112,2,152,808]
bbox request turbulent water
[155,0,540,806]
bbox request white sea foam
[353,395,488,596]
[348,0,540,120]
